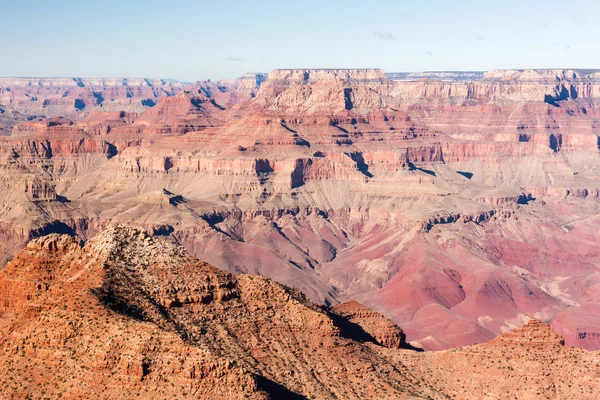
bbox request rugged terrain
[0,77,187,124]
[1,68,600,350]
[0,226,598,399]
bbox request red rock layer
[0,77,187,120]
[0,68,599,352]
[395,319,600,399]
[0,226,439,399]
[1,228,599,399]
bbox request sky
[1,0,598,82]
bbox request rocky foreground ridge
[1,68,600,351]
[0,226,598,399]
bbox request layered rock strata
[0,68,599,351]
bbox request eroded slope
[0,226,439,399]
[0,68,600,350]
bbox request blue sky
[1,0,598,81]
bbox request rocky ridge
[0,226,440,399]
[1,226,599,399]
[0,77,188,122]
[395,320,600,399]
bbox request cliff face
[0,68,600,351]
[482,69,600,82]
[266,68,388,84]
[250,69,390,114]
[388,71,485,81]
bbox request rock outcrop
[332,300,408,349]
[0,226,440,399]
[395,319,600,399]
[1,228,599,399]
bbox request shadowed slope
[0,225,441,399]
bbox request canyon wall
[0,68,599,351]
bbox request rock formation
[332,300,409,349]
[395,320,600,399]
[0,226,439,399]
[0,226,598,398]
[0,68,599,352]
[0,77,188,122]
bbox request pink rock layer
[0,68,599,350]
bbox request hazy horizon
[2,68,600,83]
[2,0,599,81]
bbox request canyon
[1,68,600,353]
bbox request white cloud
[373,32,396,41]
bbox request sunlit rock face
[1,68,600,350]
[2,225,599,399]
